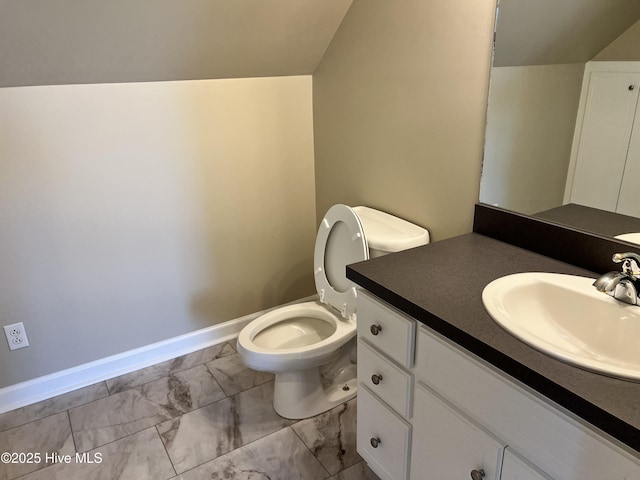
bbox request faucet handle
[612,252,640,263]
[612,253,640,277]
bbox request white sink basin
[482,272,640,381]
[615,232,640,245]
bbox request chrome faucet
[593,253,640,305]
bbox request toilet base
[273,364,357,419]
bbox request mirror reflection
[480,0,640,239]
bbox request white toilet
[237,204,429,419]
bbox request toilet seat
[313,204,369,319]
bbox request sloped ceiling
[0,0,353,88]
[494,0,640,66]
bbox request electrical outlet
[3,322,29,351]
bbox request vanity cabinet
[566,61,640,217]
[356,290,640,480]
[356,292,415,480]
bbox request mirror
[480,0,640,239]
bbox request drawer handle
[371,374,383,385]
[370,324,382,335]
[370,437,381,448]
[470,469,485,480]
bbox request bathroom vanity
[534,204,640,240]
[348,210,640,480]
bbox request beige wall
[312,0,496,240]
[481,64,585,214]
[0,76,316,387]
[0,0,502,389]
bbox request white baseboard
[0,295,317,414]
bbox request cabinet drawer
[357,385,411,480]
[415,326,640,480]
[357,339,413,418]
[410,382,505,480]
[357,291,415,368]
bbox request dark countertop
[347,233,640,453]
[535,203,640,238]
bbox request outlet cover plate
[3,322,29,351]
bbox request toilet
[237,204,429,419]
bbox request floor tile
[0,339,372,479]
[70,364,225,452]
[0,411,75,480]
[327,461,381,480]
[157,381,293,474]
[0,382,108,433]
[291,398,360,475]
[106,342,236,394]
[19,427,175,480]
[175,427,328,480]
[205,352,273,396]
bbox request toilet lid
[314,204,369,318]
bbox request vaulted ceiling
[5,1,640,87]
[0,0,353,87]
[494,0,640,66]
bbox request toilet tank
[352,206,430,258]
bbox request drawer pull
[370,437,381,448]
[370,324,383,335]
[470,469,485,480]
[371,374,383,385]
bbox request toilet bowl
[237,301,355,372]
[237,300,358,419]
[237,204,429,419]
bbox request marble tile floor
[0,340,380,480]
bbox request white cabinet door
[410,382,505,480]
[357,385,411,480]
[570,72,640,211]
[616,95,640,217]
[501,449,551,480]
